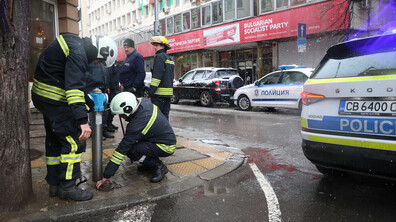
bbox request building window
[174,14,182,33]
[291,0,306,6]
[260,0,274,13]
[160,19,166,35]
[237,0,250,18]
[212,1,223,24]
[144,6,149,16]
[29,0,57,80]
[183,12,191,31]
[191,8,200,29]
[224,0,235,21]
[277,0,288,8]
[176,0,180,6]
[166,17,173,35]
[202,4,211,26]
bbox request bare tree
[0,0,32,211]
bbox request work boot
[58,180,93,201]
[137,164,153,172]
[111,123,119,130]
[150,161,168,183]
[106,126,115,132]
[103,130,114,138]
[49,184,58,197]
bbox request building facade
[80,0,396,82]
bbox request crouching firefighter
[96,92,176,189]
[32,34,115,201]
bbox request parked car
[301,31,396,180]
[172,67,244,106]
[234,65,313,111]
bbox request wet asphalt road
[87,103,396,222]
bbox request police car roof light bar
[279,65,306,70]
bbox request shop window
[183,12,191,31]
[260,0,273,13]
[276,0,288,8]
[224,0,235,21]
[291,0,306,6]
[202,5,211,26]
[237,0,251,18]
[166,17,173,35]
[174,14,182,33]
[212,1,223,24]
[29,0,56,80]
[191,8,201,29]
[160,19,166,36]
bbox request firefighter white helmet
[90,35,118,67]
[110,92,141,117]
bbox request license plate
[339,100,396,116]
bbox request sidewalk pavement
[4,116,245,222]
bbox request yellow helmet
[149,36,171,50]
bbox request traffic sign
[298,23,306,38]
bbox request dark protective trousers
[126,142,172,167]
[43,115,85,185]
[151,97,171,120]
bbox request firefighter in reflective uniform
[148,36,175,120]
[96,92,176,189]
[32,34,115,201]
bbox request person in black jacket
[32,34,114,201]
[119,39,145,97]
[85,60,115,139]
[105,61,122,132]
[148,36,175,120]
[96,92,176,189]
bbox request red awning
[116,48,126,61]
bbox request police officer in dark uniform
[119,39,146,97]
[32,34,113,201]
[96,92,176,189]
[148,36,175,120]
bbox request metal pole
[92,112,103,181]
[154,0,160,36]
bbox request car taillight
[301,92,325,106]
[213,80,220,87]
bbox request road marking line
[250,163,282,222]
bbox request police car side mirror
[179,78,183,82]
[254,81,259,86]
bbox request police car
[234,65,313,111]
[301,31,396,180]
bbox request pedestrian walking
[31,34,115,201]
[148,36,175,120]
[96,92,176,189]
[119,38,145,97]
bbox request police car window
[193,70,206,80]
[313,48,396,78]
[258,72,282,85]
[281,72,308,84]
[182,71,194,81]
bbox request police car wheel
[237,95,251,111]
[200,91,213,107]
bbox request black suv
[172,67,244,106]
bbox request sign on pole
[297,23,306,53]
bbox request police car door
[277,71,309,109]
[253,71,282,107]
